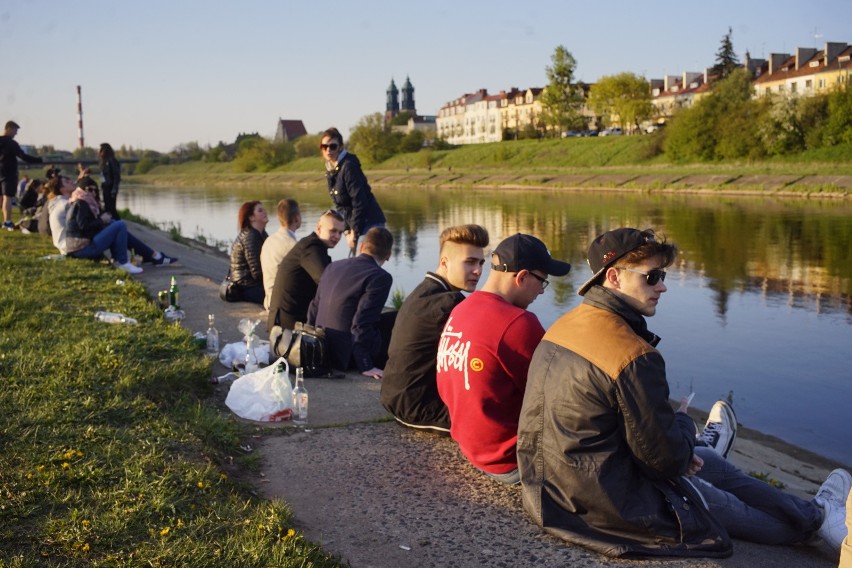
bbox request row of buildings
[436,40,852,145]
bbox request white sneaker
[814,468,851,551]
[117,261,143,275]
[697,400,737,459]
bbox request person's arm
[244,230,264,283]
[350,269,393,373]
[302,242,331,284]
[68,201,105,238]
[498,312,545,392]
[15,142,43,165]
[340,160,371,238]
[615,354,696,480]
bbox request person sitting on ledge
[227,200,269,305]
[46,175,177,274]
[380,224,489,434]
[307,226,395,379]
[517,227,850,559]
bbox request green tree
[822,85,852,146]
[399,129,425,153]
[390,111,414,126]
[587,72,653,132]
[295,134,322,158]
[664,69,762,161]
[233,137,295,172]
[712,27,740,80]
[539,45,584,136]
[348,113,400,163]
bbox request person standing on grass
[98,142,121,219]
[320,127,385,256]
[1,121,43,230]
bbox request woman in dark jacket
[99,142,121,218]
[63,179,177,273]
[228,200,269,304]
[321,127,385,256]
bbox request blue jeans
[69,221,154,265]
[692,446,822,545]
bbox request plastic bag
[218,340,270,370]
[225,357,293,422]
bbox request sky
[2,0,848,153]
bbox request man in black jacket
[308,227,394,378]
[267,209,344,332]
[518,227,849,558]
[380,224,489,434]
[1,121,43,229]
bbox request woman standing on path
[228,200,269,304]
[99,142,121,219]
[321,127,385,256]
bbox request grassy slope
[133,137,852,188]
[0,232,343,567]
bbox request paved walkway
[125,220,844,568]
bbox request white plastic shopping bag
[225,357,293,422]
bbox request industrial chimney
[76,85,84,149]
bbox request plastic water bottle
[94,311,138,324]
[292,367,308,426]
[206,314,219,355]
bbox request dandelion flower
[160,527,170,536]
[62,462,70,469]
[197,481,203,488]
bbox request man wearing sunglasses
[436,233,570,484]
[320,127,385,257]
[517,227,849,558]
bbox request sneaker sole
[716,401,737,459]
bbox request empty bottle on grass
[94,311,138,324]
[206,314,219,355]
[293,367,308,426]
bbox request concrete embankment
[126,220,844,568]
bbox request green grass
[0,231,344,567]
[130,137,852,192]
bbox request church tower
[385,78,400,126]
[401,75,416,114]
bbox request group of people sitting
[230,204,850,560]
[28,165,178,273]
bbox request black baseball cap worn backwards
[577,228,656,296]
[491,233,571,277]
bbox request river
[123,183,852,466]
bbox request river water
[123,183,852,466]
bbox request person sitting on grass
[46,175,177,274]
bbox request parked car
[583,130,599,137]
[561,130,582,138]
[599,127,623,137]
[644,123,666,134]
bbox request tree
[348,113,400,163]
[712,27,740,80]
[539,45,584,136]
[587,72,653,132]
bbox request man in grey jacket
[517,227,849,559]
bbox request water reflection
[123,184,852,465]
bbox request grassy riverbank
[0,232,342,566]
[131,137,852,195]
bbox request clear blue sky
[2,0,848,153]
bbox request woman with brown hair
[227,200,269,304]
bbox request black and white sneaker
[697,400,737,459]
[152,254,178,266]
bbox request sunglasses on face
[619,267,667,286]
[320,142,340,151]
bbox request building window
[790,83,797,93]
[805,79,812,90]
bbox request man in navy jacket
[308,227,394,378]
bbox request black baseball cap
[491,233,571,276]
[5,120,20,130]
[577,228,656,296]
